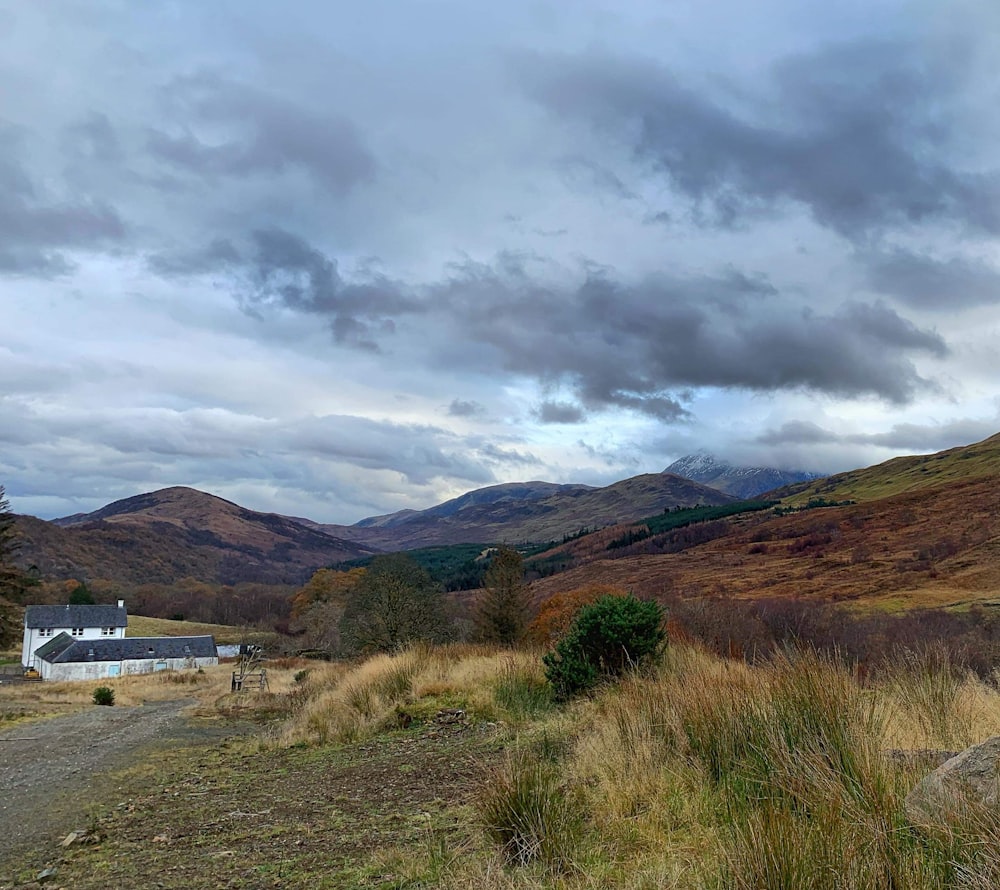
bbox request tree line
[292,546,532,656]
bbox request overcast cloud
[1,0,998,522]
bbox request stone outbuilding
[34,633,218,681]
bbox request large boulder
[904,735,1000,825]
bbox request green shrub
[92,686,115,706]
[542,594,664,700]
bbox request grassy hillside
[124,614,249,645]
[778,432,1000,506]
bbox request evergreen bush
[92,686,115,706]
[542,594,664,700]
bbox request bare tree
[340,554,454,654]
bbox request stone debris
[58,829,98,847]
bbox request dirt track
[0,700,242,867]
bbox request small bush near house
[92,686,115,706]
[543,594,665,700]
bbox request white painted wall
[38,655,218,681]
[21,624,125,669]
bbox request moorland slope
[529,434,1000,612]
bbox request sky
[1,0,999,524]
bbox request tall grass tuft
[478,753,582,869]
[493,657,552,720]
[884,643,976,749]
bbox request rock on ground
[905,735,1000,824]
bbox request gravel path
[0,700,197,862]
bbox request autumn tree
[289,567,367,654]
[475,546,532,646]
[526,584,628,646]
[340,554,454,654]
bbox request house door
[108,664,121,677]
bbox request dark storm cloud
[286,414,495,486]
[0,123,125,276]
[864,248,1000,309]
[235,239,948,415]
[756,421,841,446]
[147,238,242,278]
[536,400,586,424]
[436,259,945,410]
[476,442,539,466]
[242,228,419,350]
[517,42,1000,238]
[62,112,122,164]
[147,73,375,194]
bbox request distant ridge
[317,474,735,549]
[665,452,822,499]
[16,472,738,584]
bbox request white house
[34,634,218,681]
[22,601,128,670]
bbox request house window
[71,627,85,636]
[101,627,116,636]
[38,628,53,637]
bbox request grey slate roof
[24,604,127,629]
[37,635,217,664]
[34,632,76,662]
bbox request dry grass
[454,642,1000,889]
[19,640,1000,888]
[0,658,324,717]
[278,644,550,747]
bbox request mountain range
[664,453,821,498]
[12,466,735,586]
[9,436,999,616]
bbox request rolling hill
[16,487,377,586]
[11,473,733,588]
[774,432,1000,505]
[10,433,999,614]
[528,433,1000,612]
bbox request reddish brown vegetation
[525,583,626,645]
[530,476,1000,613]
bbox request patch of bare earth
[3,718,500,889]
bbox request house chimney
[117,599,125,609]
